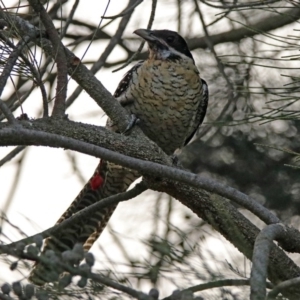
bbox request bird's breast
[125,59,203,154]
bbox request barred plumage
[29,29,208,285]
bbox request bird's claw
[170,154,181,167]
[123,114,140,134]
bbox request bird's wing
[184,79,209,146]
[114,61,144,105]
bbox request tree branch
[28,0,68,117]
[0,32,49,118]
[1,119,300,256]
[0,146,25,167]
[250,223,288,300]
[0,35,32,124]
[0,9,145,134]
[188,7,300,50]
[267,277,300,299]
[0,181,147,255]
[66,0,136,107]
[105,7,300,65]
[146,178,300,299]
[163,278,274,300]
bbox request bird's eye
[166,36,175,43]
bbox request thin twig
[57,259,152,300]
[194,0,234,93]
[0,32,49,117]
[0,36,32,124]
[112,0,157,73]
[0,181,147,252]
[199,0,280,9]
[65,0,134,107]
[0,35,31,100]
[60,0,79,38]
[101,0,143,19]
[0,145,25,167]
[163,279,274,300]
[0,148,27,228]
[267,277,300,299]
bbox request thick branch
[146,178,300,298]
[2,119,300,256]
[0,118,167,165]
[250,224,288,300]
[0,119,286,224]
[28,0,68,117]
[0,119,284,224]
[64,48,133,133]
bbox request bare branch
[0,119,283,228]
[0,10,131,131]
[163,278,274,299]
[60,0,80,38]
[113,0,157,72]
[28,0,68,117]
[199,0,280,9]
[101,0,143,19]
[86,270,151,300]
[0,36,32,124]
[0,146,25,167]
[267,277,300,299]
[147,178,300,299]
[109,7,300,65]
[66,0,137,107]
[0,181,147,253]
[188,7,300,50]
[250,224,288,300]
[0,100,16,124]
[0,32,49,117]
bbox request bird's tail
[28,159,139,285]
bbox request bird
[29,29,209,285]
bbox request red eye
[167,36,175,43]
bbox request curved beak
[133,29,156,42]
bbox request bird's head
[134,29,194,62]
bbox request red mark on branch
[71,56,81,66]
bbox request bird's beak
[133,29,156,42]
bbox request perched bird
[29,29,208,285]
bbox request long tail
[29,159,139,285]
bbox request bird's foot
[170,154,182,167]
[123,114,140,134]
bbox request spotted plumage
[114,61,143,100]
[29,29,208,285]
